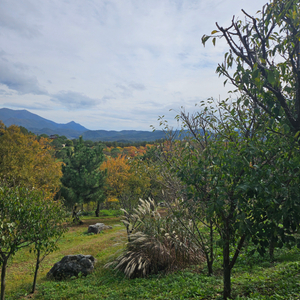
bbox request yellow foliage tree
[0,122,62,198]
[101,155,130,201]
[101,155,151,210]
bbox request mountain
[0,108,88,139]
[0,108,167,142]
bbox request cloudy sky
[0,0,268,131]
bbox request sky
[0,0,268,131]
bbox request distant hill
[0,108,87,139]
[0,108,168,142]
[82,130,167,142]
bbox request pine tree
[61,136,106,218]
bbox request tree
[0,186,66,300]
[0,123,62,198]
[30,198,67,293]
[100,155,151,212]
[60,136,106,217]
[159,95,300,299]
[155,130,216,276]
[202,0,300,135]
[199,3,300,297]
[101,155,131,203]
[110,147,121,158]
[122,157,151,211]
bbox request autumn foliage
[100,155,131,203]
[100,154,151,210]
[0,122,62,198]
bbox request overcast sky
[0,0,268,131]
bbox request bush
[106,199,204,278]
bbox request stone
[88,224,101,234]
[47,254,95,280]
[88,223,113,234]
[95,223,113,230]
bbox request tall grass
[106,199,204,278]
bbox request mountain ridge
[0,108,166,142]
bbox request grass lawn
[3,215,300,300]
[4,215,126,299]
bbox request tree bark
[1,257,8,300]
[32,249,40,293]
[207,260,213,277]
[269,237,275,262]
[95,200,100,217]
[208,220,214,276]
[223,239,231,299]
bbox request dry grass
[107,199,204,279]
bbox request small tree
[60,136,106,217]
[30,198,67,293]
[0,186,66,300]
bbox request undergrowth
[3,214,300,299]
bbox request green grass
[3,217,300,300]
[4,215,125,300]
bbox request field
[3,215,300,300]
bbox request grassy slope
[4,216,126,299]
[4,216,300,300]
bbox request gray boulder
[88,224,101,234]
[47,254,95,280]
[88,223,113,234]
[96,223,113,230]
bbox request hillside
[82,129,166,142]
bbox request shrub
[106,199,204,278]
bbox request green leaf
[252,69,260,80]
[201,35,210,45]
[294,131,300,139]
[283,124,290,133]
[267,71,276,85]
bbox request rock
[47,254,95,280]
[88,223,113,234]
[96,223,113,230]
[88,224,101,234]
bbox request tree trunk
[1,257,8,300]
[72,205,77,218]
[207,260,213,277]
[95,200,100,217]
[208,219,214,276]
[32,249,40,293]
[223,239,231,299]
[269,237,275,261]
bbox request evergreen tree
[61,136,106,217]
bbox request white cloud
[50,91,99,110]
[0,56,47,95]
[0,0,268,130]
